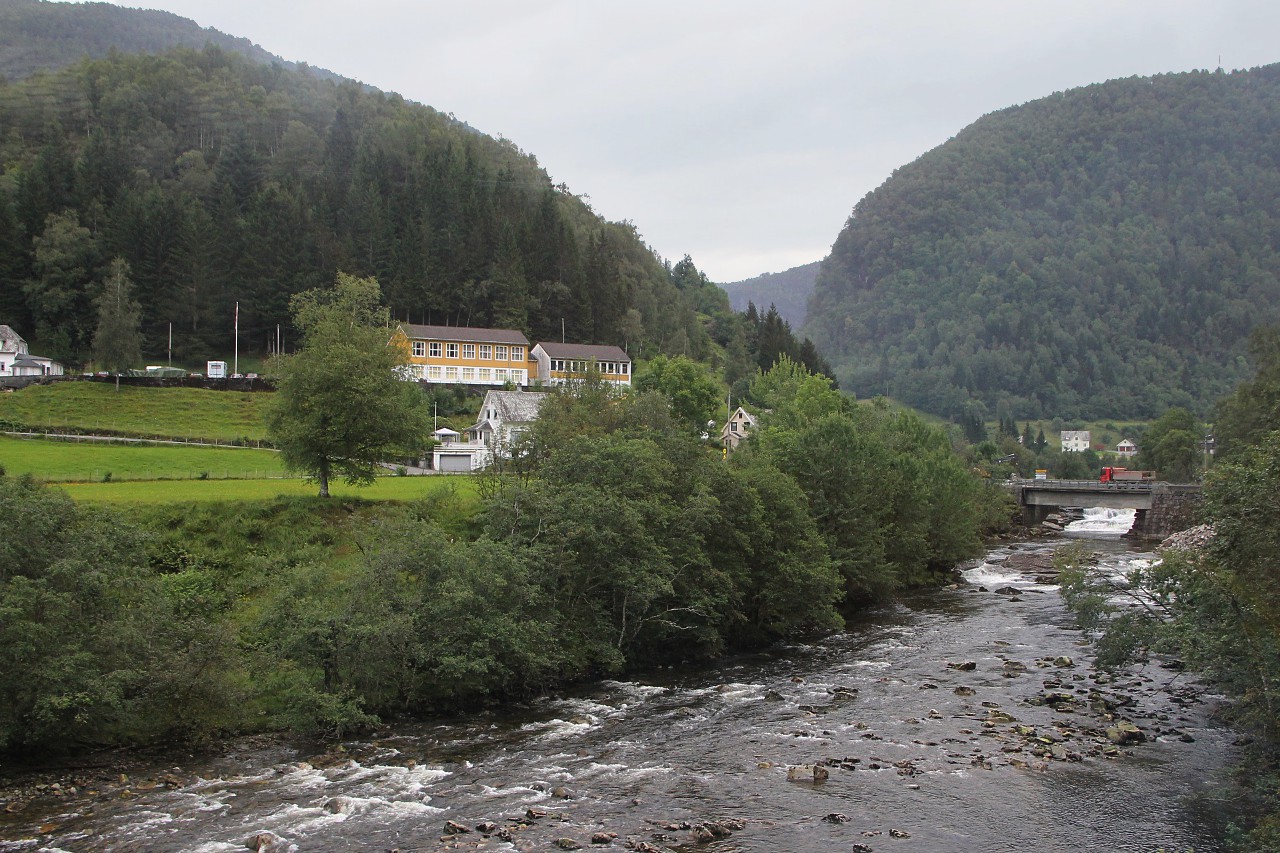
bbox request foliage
[1138,407,1203,482]
[720,261,820,328]
[1217,327,1280,461]
[746,361,995,600]
[264,273,431,496]
[0,45,714,366]
[1060,336,1280,848]
[806,65,1280,421]
[91,257,143,376]
[635,354,723,433]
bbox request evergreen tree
[91,257,143,380]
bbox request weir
[1009,479,1203,539]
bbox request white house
[1116,439,1138,458]
[1060,430,1091,452]
[432,389,550,472]
[720,406,758,451]
[0,325,63,377]
[530,342,632,387]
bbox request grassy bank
[0,382,270,441]
[0,435,286,482]
[57,474,478,505]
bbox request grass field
[0,382,270,441]
[56,474,479,505]
[0,435,286,482]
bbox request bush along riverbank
[0,365,1009,759]
[1059,327,1280,851]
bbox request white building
[1116,439,1138,458]
[720,406,758,451]
[530,342,632,387]
[432,389,550,472]
[0,325,63,377]
[1060,430,1091,452]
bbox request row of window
[411,341,525,362]
[424,366,528,384]
[549,359,630,375]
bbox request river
[0,512,1239,852]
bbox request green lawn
[0,435,286,482]
[57,474,478,505]
[0,382,270,441]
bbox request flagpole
[234,302,239,376]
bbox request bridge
[1008,479,1203,539]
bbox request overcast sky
[83,1,1280,281]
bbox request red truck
[1099,466,1156,483]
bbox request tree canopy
[264,273,430,497]
[806,64,1280,422]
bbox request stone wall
[1127,485,1204,540]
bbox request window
[479,368,491,382]
[462,368,475,381]
[495,345,509,361]
[462,344,475,359]
[730,422,739,432]
[511,346,524,361]
[512,369,525,384]
[445,366,458,380]
[445,343,459,358]
[479,344,492,360]
[621,362,629,375]
[412,341,426,357]
[429,342,442,358]
[496,368,509,382]
[427,365,442,380]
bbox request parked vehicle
[1100,466,1156,483]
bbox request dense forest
[0,45,724,367]
[805,64,1280,421]
[0,0,323,82]
[720,260,819,329]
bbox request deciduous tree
[264,273,430,497]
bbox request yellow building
[392,324,532,386]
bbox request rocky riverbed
[0,537,1238,852]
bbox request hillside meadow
[0,435,285,482]
[0,382,270,441]
[54,474,477,505]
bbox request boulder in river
[1106,720,1147,745]
[245,831,292,853]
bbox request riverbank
[0,536,1238,852]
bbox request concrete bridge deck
[1007,479,1203,539]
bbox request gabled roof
[534,342,631,362]
[0,325,27,354]
[478,389,550,425]
[398,323,529,345]
[731,406,758,427]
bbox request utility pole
[233,301,239,376]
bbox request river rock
[954,686,975,696]
[444,820,471,834]
[823,812,850,823]
[1106,720,1147,745]
[786,764,829,782]
[245,831,292,853]
[591,831,616,843]
[554,839,582,850]
[947,661,977,671]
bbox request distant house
[530,342,632,387]
[0,325,63,377]
[1116,439,1138,458]
[432,389,550,472]
[1060,430,1091,453]
[721,406,758,451]
[392,324,532,386]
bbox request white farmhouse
[720,406,758,451]
[0,325,64,377]
[1060,430,1091,452]
[432,389,549,472]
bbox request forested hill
[0,45,720,365]
[720,261,819,328]
[805,64,1280,421]
[0,0,321,81]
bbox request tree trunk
[318,460,330,497]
